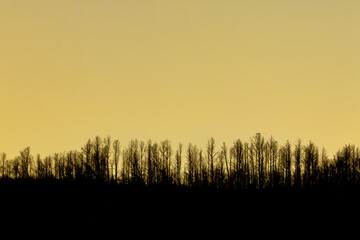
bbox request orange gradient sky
[1,0,360,158]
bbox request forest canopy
[1,133,359,190]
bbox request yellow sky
[1,0,360,158]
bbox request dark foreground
[1,180,359,213]
[1,180,359,231]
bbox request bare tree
[217,148,226,187]
[159,140,172,184]
[19,147,32,179]
[267,137,278,188]
[124,140,142,184]
[186,144,194,186]
[334,144,357,185]
[122,148,129,184]
[231,139,243,189]
[73,151,83,180]
[36,154,43,179]
[101,136,111,181]
[139,141,146,182]
[279,141,291,187]
[320,148,330,185]
[93,136,102,181]
[252,133,265,189]
[222,142,231,183]
[303,141,319,187]
[1,152,6,179]
[65,151,74,180]
[293,139,302,188]
[150,142,159,184]
[175,143,182,186]
[82,139,93,179]
[113,140,120,183]
[207,138,217,186]
[186,144,198,187]
[147,140,153,185]
[12,158,20,179]
[199,149,205,186]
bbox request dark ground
[0,180,359,230]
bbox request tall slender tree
[113,140,120,183]
[303,141,319,187]
[175,143,182,186]
[252,133,265,189]
[19,147,32,179]
[207,138,217,186]
[1,152,6,178]
[294,139,302,188]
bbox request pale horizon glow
[1,0,360,159]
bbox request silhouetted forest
[3,132,360,223]
[1,133,359,191]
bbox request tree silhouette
[186,143,198,187]
[293,139,302,189]
[82,139,93,180]
[159,140,172,184]
[19,147,32,179]
[112,140,120,183]
[279,141,291,187]
[175,143,182,186]
[1,132,360,199]
[101,136,111,182]
[231,139,243,189]
[207,138,217,186]
[319,148,330,185]
[303,141,319,187]
[1,152,6,179]
[251,133,265,189]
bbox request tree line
[1,133,359,190]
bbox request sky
[1,0,360,158]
